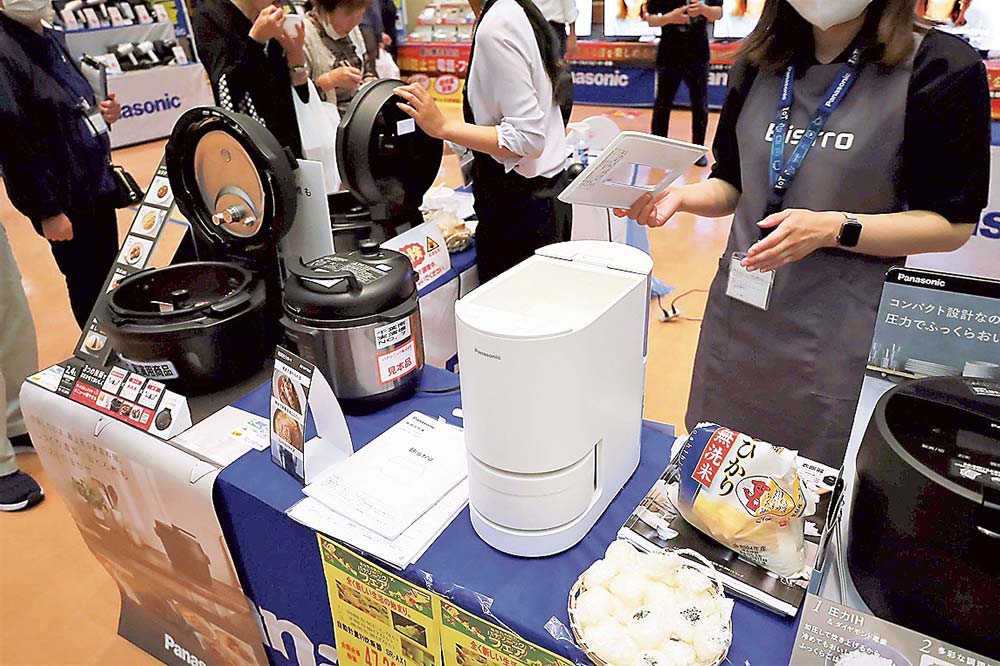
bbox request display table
[214,366,799,666]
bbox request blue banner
[571,64,656,107]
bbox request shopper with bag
[620,0,990,465]
[303,0,376,114]
[0,0,123,329]
[394,0,573,282]
[193,0,313,157]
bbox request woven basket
[567,548,731,666]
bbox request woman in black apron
[621,0,990,465]
[393,0,572,282]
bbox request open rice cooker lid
[106,262,260,329]
[337,79,443,214]
[283,242,417,324]
[164,107,298,261]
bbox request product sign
[438,598,573,666]
[271,347,314,483]
[571,64,656,108]
[384,222,451,291]
[318,536,444,666]
[791,595,998,666]
[867,268,1000,381]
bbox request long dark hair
[478,0,564,89]
[739,0,922,70]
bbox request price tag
[82,7,101,29]
[108,6,125,26]
[135,5,153,24]
[172,45,188,65]
[726,252,774,311]
[152,3,171,22]
[60,7,80,29]
[101,54,124,75]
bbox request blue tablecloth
[214,367,799,666]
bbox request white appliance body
[456,241,653,556]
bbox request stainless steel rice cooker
[847,376,1000,658]
[280,240,424,414]
[96,107,297,394]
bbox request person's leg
[651,49,684,138]
[0,365,44,511]
[0,223,38,443]
[0,371,15,478]
[48,203,120,329]
[684,52,711,147]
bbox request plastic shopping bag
[374,48,400,80]
[673,423,817,578]
[293,80,341,194]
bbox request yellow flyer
[437,598,573,666]
[317,535,443,666]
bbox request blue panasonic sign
[121,93,183,119]
[975,211,1000,240]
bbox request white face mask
[785,0,873,31]
[1,0,55,25]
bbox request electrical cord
[656,288,708,322]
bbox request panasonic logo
[896,273,946,287]
[572,70,630,87]
[121,93,183,119]
[825,72,853,108]
[474,348,501,361]
[164,634,206,666]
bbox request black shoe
[10,433,34,455]
[0,470,45,511]
[695,155,709,168]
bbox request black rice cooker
[280,240,424,414]
[330,79,443,251]
[847,376,1000,658]
[97,108,297,394]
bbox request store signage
[107,63,215,147]
[384,221,451,291]
[120,93,183,118]
[571,64,655,107]
[256,605,338,666]
[791,594,997,666]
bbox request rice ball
[605,540,641,566]
[639,553,684,584]
[660,640,697,666]
[584,558,619,590]
[609,572,648,609]
[575,587,619,630]
[661,609,695,643]
[693,622,732,664]
[628,608,670,651]
[584,619,624,648]
[589,632,640,666]
[675,566,714,595]
[632,650,669,666]
[645,583,678,611]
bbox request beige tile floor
[0,105,730,665]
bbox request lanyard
[764,47,864,235]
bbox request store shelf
[63,21,176,61]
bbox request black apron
[463,0,572,283]
[686,39,921,466]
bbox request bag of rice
[673,423,816,578]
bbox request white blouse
[466,0,568,179]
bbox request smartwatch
[837,213,862,248]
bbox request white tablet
[558,131,708,209]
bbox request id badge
[82,102,109,137]
[726,252,774,311]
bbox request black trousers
[48,201,120,329]
[651,42,710,146]
[472,155,571,283]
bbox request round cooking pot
[280,242,424,414]
[97,262,274,394]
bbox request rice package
[674,423,816,578]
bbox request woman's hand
[277,20,307,64]
[394,83,451,140]
[42,213,73,241]
[686,1,706,17]
[99,93,121,124]
[742,209,842,272]
[613,189,686,228]
[249,5,285,44]
[317,66,363,91]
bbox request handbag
[293,80,342,194]
[111,164,143,208]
